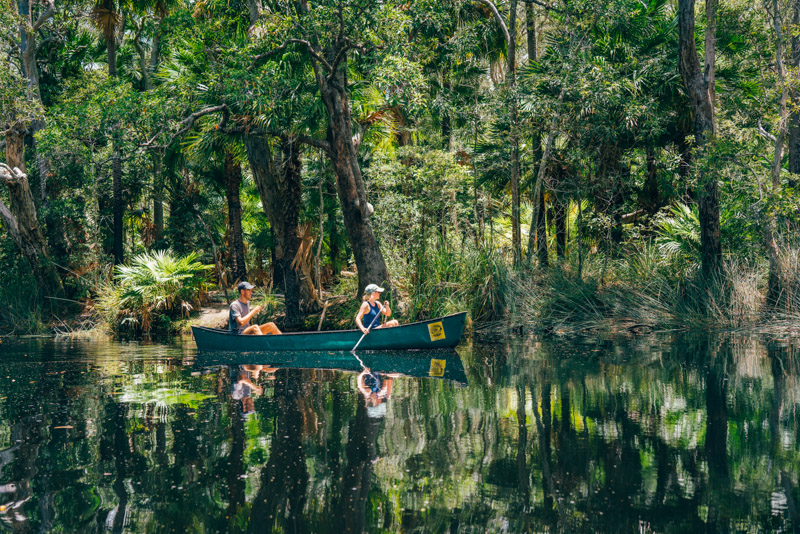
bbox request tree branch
[520,0,565,14]
[296,134,331,153]
[478,0,510,46]
[35,35,60,53]
[759,119,778,143]
[140,104,229,149]
[32,0,55,32]
[253,39,332,71]
[0,163,27,185]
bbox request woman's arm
[356,369,372,396]
[355,302,369,333]
[381,301,391,317]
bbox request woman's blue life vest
[362,301,382,330]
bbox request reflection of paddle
[352,301,384,352]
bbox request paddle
[352,300,384,352]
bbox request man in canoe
[229,281,282,335]
[355,284,399,334]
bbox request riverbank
[4,246,800,340]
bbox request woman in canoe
[355,284,399,334]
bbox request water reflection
[0,336,799,531]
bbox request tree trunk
[112,136,124,264]
[2,129,64,298]
[766,0,790,307]
[642,146,660,213]
[104,28,125,264]
[441,79,452,150]
[789,0,800,180]
[527,130,555,265]
[678,0,721,278]
[245,135,305,330]
[246,0,263,27]
[317,67,390,296]
[17,0,53,203]
[536,184,548,266]
[525,2,537,62]
[508,0,521,265]
[325,171,342,274]
[225,150,247,284]
[153,155,164,241]
[554,197,566,260]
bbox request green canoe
[194,349,468,384]
[191,311,467,352]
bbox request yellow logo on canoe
[429,359,446,377]
[428,321,446,341]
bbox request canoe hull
[191,312,467,352]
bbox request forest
[1,0,799,336]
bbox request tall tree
[764,0,790,306]
[224,150,247,284]
[788,0,800,178]
[253,0,395,295]
[14,0,54,201]
[130,2,171,240]
[480,0,523,264]
[677,0,721,277]
[245,135,305,330]
[0,49,64,298]
[92,0,125,264]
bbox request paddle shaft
[352,301,384,352]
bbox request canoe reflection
[196,349,468,385]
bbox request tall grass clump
[96,250,213,336]
[403,239,510,323]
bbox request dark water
[0,334,799,533]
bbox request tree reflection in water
[0,335,798,532]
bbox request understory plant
[96,250,213,336]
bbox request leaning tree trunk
[1,128,64,298]
[245,135,305,331]
[224,150,247,284]
[678,0,721,279]
[318,67,390,296]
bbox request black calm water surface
[0,334,799,533]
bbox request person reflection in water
[357,368,395,418]
[230,364,278,416]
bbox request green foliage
[96,250,212,335]
[655,203,701,262]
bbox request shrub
[96,250,213,336]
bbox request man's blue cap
[237,281,255,291]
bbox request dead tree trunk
[245,135,305,330]
[1,129,64,298]
[225,150,247,284]
[678,0,721,278]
